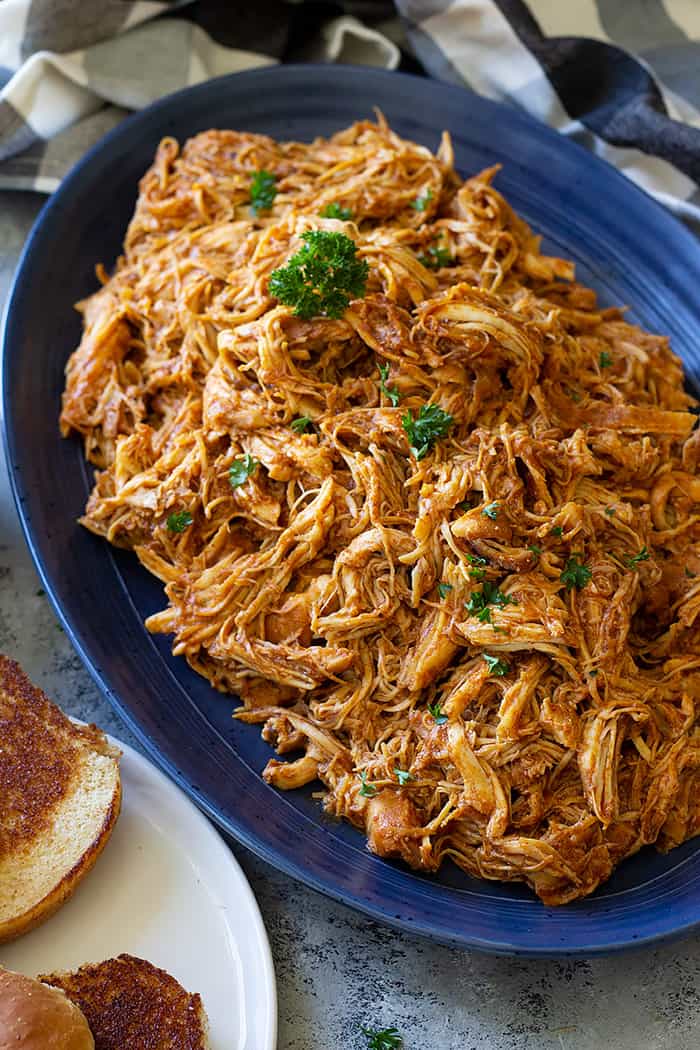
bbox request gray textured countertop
[1,190,699,1050]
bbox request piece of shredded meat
[60,115,700,904]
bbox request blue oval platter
[3,65,700,956]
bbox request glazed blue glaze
[3,66,700,956]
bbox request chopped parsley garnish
[467,581,516,620]
[411,189,433,212]
[560,555,592,591]
[626,546,650,569]
[550,525,564,537]
[588,669,599,677]
[394,768,413,786]
[268,230,368,319]
[482,501,500,520]
[569,388,582,403]
[359,771,377,798]
[467,554,488,581]
[362,1027,403,1050]
[686,567,697,579]
[483,653,510,676]
[319,202,353,220]
[428,700,448,725]
[418,244,453,268]
[249,170,277,215]
[604,506,616,517]
[402,403,453,459]
[290,416,312,434]
[166,510,193,533]
[378,363,401,407]
[459,499,473,512]
[599,351,613,368]
[229,453,258,489]
[528,544,542,558]
[437,582,453,598]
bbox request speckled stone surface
[1,190,700,1050]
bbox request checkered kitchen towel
[1,0,699,225]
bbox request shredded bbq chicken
[60,117,700,904]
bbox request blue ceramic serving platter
[3,66,700,956]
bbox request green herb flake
[470,567,486,581]
[290,416,312,434]
[411,189,433,212]
[686,567,697,579]
[362,1027,403,1050]
[394,768,413,786]
[428,701,448,725]
[467,581,516,623]
[378,362,401,407]
[402,403,453,459]
[319,202,353,220]
[599,351,613,369]
[604,506,616,517]
[358,771,377,798]
[626,546,650,569]
[437,582,453,599]
[418,244,453,268]
[589,669,599,677]
[459,499,473,512]
[482,501,500,520]
[483,653,510,676]
[550,525,564,537]
[268,230,369,319]
[528,545,542,558]
[167,510,193,533]
[560,555,592,591]
[249,170,277,215]
[229,453,258,489]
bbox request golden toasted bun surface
[0,655,122,944]
[42,954,209,1049]
[0,967,94,1050]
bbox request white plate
[0,733,277,1050]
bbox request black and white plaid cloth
[1,0,699,226]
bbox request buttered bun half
[0,967,94,1049]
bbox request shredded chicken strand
[60,117,700,904]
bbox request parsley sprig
[269,230,368,319]
[362,1027,403,1050]
[428,700,448,725]
[411,189,433,211]
[229,454,258,489]
[166,510,193,533]
[319,202,353,220]
[560,555,592,591]
[482,502,500,520]
[483,653,510,676]
[290,416,312,434]
[599,351,613,368]
[394,768,413,786]
[437,582,453,598]
[402,403,453,459]
[249,170,277,215]
[378,363,401,407]
[418,244,453,269]
[359,771,377,798]
[466,581,516,621]
[626,546,650,569]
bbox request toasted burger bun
[0,967,94,1049]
